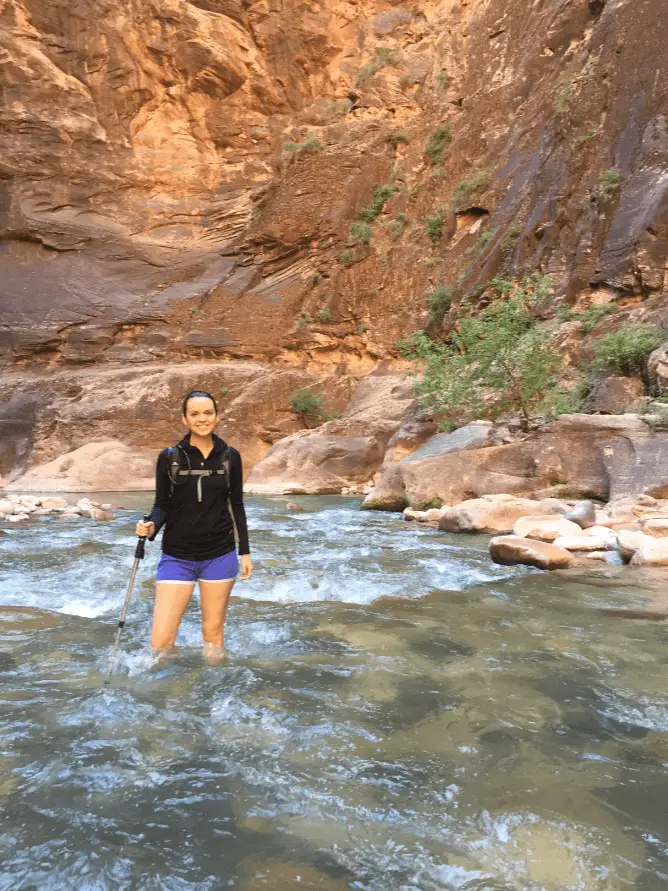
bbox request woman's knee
[201,617,224,644]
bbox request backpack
[166,443,231,503]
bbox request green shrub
[400,276,568,431]
[284,134,323,153]
[427,285,452,326]
[289,390,324,421]
[325,98,353,118]
[297,312,313,329]
[356,47,402,85]
[593,324,661,376]
[360,184,396,222]
[579,303,619,333]
[425,214,443,240]
[339,250,354,266]
[554,80,571,114]
[385,215,407,242]
[597,169,623,200]
[387,132,410,148]
[475,229,495,251]
[351,221,372,245]
[451,167,493,208]
[435,71,448,90]
[317,309,332,322]
[425,124,452,165]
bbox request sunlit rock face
[1,0,667,483]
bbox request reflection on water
[1,495,668,889]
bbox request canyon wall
[1,0,667,487]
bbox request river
[1,495,667,890]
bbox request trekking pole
[105,515,152,685]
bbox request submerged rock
[490,536,575,570]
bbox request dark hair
[182,390,218,415]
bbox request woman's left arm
[229,449,252,579]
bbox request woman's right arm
[136,451,171,539]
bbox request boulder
[631,533,668,566]
[363,413,668,512]
[363,422,497,510]
[553,533,616,551]
[489,536,576,570]
[248,372,416,495]
[438,495,545,535]
[7,441,156,492]
[565,500,597,529]
[90,508,115,521]
[588,375,646,414]
[641,518,668,537]
[0,500,15,516]
[513,515,584,542]
[617,527,646,562]
[647,342,668,393]
[41,497,69,510]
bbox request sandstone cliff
[1,0,667,487]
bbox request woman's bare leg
[152,582,196,653]
[199,579,235,663]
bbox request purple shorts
[156,551,239,584]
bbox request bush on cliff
[289,390,324,427]
[593,324,661,376]
[400,276,574,432]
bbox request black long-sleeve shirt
[148,433,250,560]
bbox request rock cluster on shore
[405,493,668,570]
[0,495,115,524]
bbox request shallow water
[1,495,668,890]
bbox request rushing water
[1,495,668,890]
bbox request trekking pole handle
[134,514,153,560]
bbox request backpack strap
[167,443,230,503]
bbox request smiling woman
[135,389,253,663]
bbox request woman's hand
[239,554,253,580]
[136,520,156,538]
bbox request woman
[136,390,252,662]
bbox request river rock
[565,500,597,529]
[90,508,114,521]
[438,495,545,535]
[641,518,668,537]
[617,527,646,562]
[631,533,668,566]
[490,536,575,570]
[0,500,15,515]
[40,497,69,510]
[553,533,616,551]
[513,516,584,542]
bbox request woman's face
[182,396,218,437]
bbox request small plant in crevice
[426,284,452,326]
[351,221,372,245]
[317,309,332,322]
[360,184,396,222]
[385,215,407,242]
[425,214,443,240]
[435,70,448,90]
[339,250,354,266]
[284,133,323,153]
[297,312,313,329]
[450,167,493,209]
[387,132,410,149]
[596,169,623,201]
[474,228,496,251]
[425,124,453,165]
[311,271,321,286]
[356,46,402,85]
[554,79,572,114]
